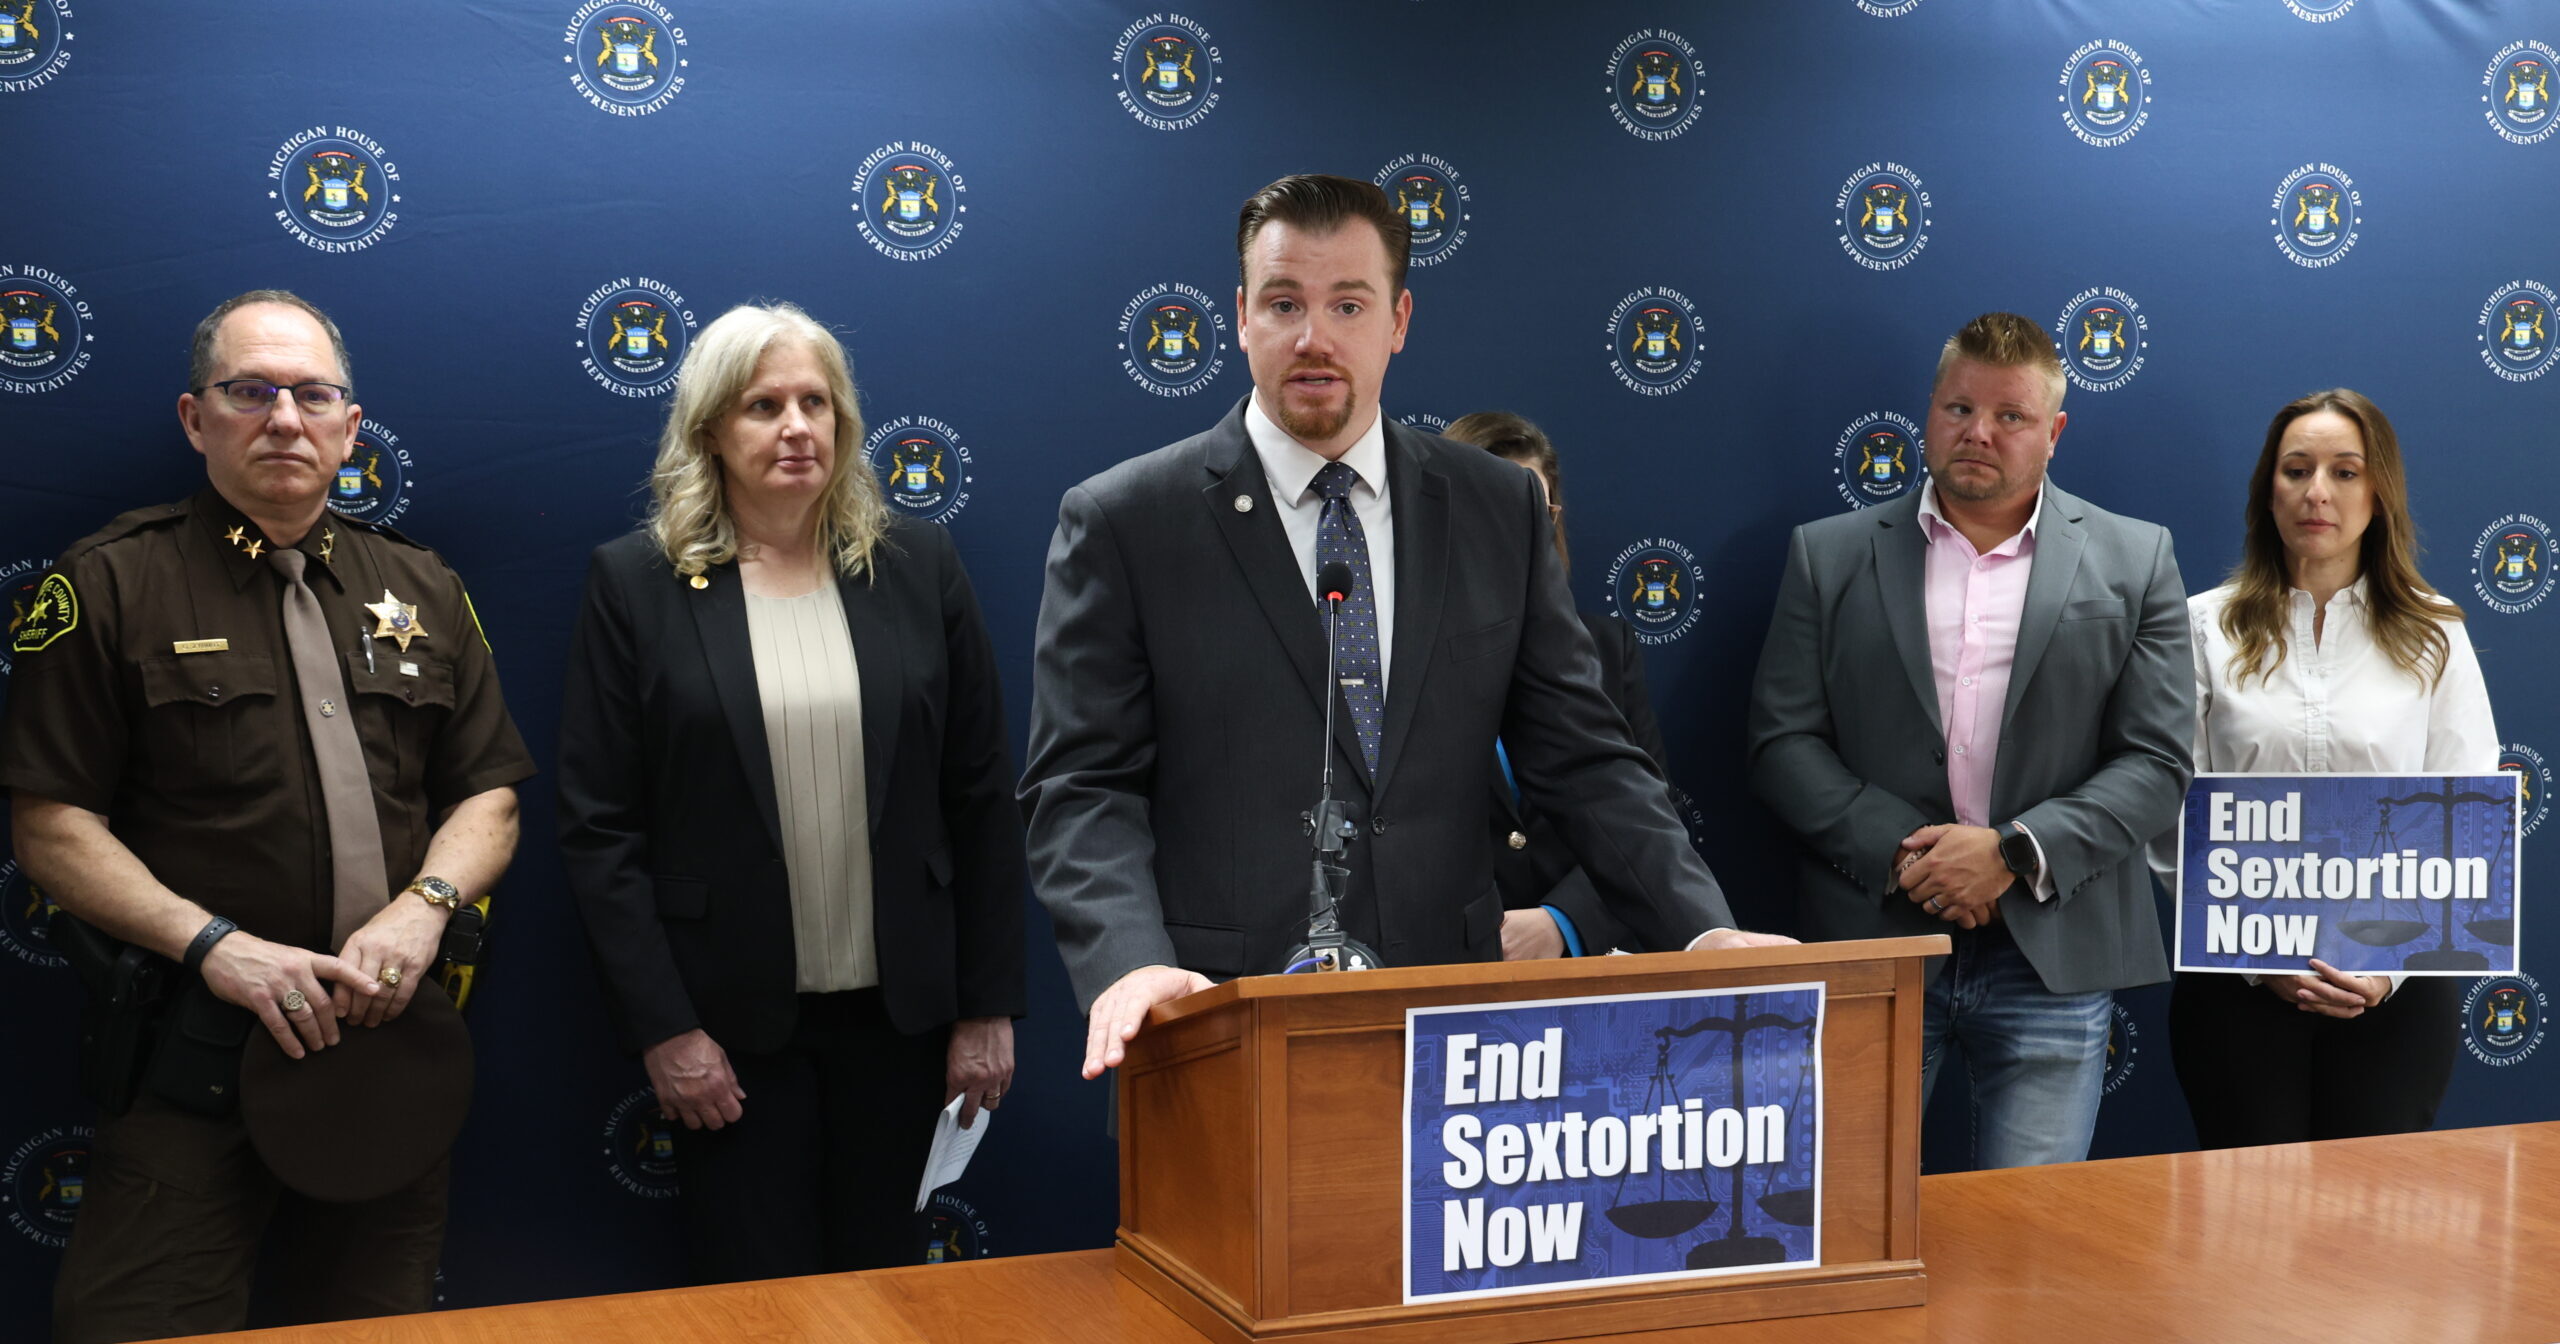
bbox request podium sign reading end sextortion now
[1402,984,1823,1305]
[2175,774,2521,976]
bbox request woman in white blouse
[2162,388,2496,1149]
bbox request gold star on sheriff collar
[364,589,429,652]
[223,525,247,547]
[318,526,336,566]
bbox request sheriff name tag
[172,639,229,654]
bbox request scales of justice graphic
[1600,993,1817,1270]
[2333,777,2516,970]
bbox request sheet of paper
[913,1092,992,1212]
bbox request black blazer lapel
[1375,423,1448,801]
[1201,409,1375,786]
[687,562,786,856]
[835,563,905,835]
[1872,499,1943,737]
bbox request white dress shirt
[2152,579,2500,994]
[1246,394,1396,695]
[1244,394,1733,949]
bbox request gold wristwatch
[403,876,464,911]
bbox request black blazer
[1021,401,1734,1008]
[1489,609,1671,953]
[558,519,1026,1055]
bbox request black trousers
[671,988,950,1283]
[2169,971,2458,1150]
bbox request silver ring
[1924,897,1943,914]
[281,989,310,1014]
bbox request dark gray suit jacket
[1022,401,1733,1009]
[1745,481,2194,994]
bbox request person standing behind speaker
[2148,389,2495,1149]
[1443,411,1665,958]
[557,302,1025,1280]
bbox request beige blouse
[744,586,877,993]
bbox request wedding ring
[282,989,309,1013]
[378,966,402,988]
[984,1090,1005,1104]
[1924,897,1944,914]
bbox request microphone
[1284,559,1382,974]
[1318,560,1352,606]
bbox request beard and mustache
[1270,361,1359,445]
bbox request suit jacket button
[1507,830,1527,850]
[1372,816,1390,835]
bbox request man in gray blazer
[1024,175,1791,1080]
[1746,312,2192,1169]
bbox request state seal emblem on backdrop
[267,128,402,254]
[1836,164,1932,271]
[865,417,976,526]
[335,419,416,526]
[565,1,690,116]
[2271,164,2360,268]
[1834,412,1924,509]
[2054,288,2148,393]
[602,1088,681,1198]
[578,277,697,397]
[1607,30,1702,140]
[2497,743,2551,838]
[2059,41,2151,147]
[2472,514,2557,615]
[1114,15,1222,131]
[1374,155,1471,267]
[2463,974,2545,1068]
[0,266,90,393]
[851,142,968,261]
[1118,283,1227,397]
[5,1126,89,1248]
[1605,539,1705,645]
[0,0,72,93]
[1606,287,1703,397]
[2484,42,2559,145]
[2478,281,2557,382]
[0,855,67,971]
[923,1191,993,1262]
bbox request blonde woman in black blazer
[558,302,1024,1281]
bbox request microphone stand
[1285,579,1381,973]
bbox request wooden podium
[1112,937,1946,1343]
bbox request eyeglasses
[194,379,352,413]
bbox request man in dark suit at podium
[1021,174,1793,1080]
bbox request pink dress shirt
[1916,484,2053,897]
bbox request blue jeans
[1920,921,2114,1169]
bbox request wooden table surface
[179,1122,2560,1344]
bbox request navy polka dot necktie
[1313,461,1384,774]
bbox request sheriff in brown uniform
[0,291,534,1344]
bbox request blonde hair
[1932,311,2067,416]
[646,302,889,578]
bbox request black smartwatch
[181,915,238,976]
[1997,823,2040,884]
